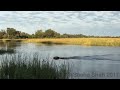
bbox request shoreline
[0,38,120,46]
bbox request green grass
[0,54,70,79]
[0,49,15,54]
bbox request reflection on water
[0,40,21,49]
[0,40,21,55]
[0,41,120,79]
[0,49,15,54]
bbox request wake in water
[53,54,120,61]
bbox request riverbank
[1,38,120,46]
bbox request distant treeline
[0,28,120,39]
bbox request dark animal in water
[53,55,115,61]
[53,56,80,60]
[53,56,70,60]
[53,56,60,60]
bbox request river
[0,40,120,79]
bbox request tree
[44,29,60,38]
[44,29,55,38]
[6,28,16,39]
[54,32,60,38]
[20,32,29,38]
[14,31,21,39]
[35,30,44,38]
[0,30,6,39]
[31,34,35,38]
[0,32,3,39]
[61,34,69,38]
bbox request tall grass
[1,38,120,46]
[0,49,15,54]
[21,38,120,46]
[0,54,70,79]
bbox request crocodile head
[53,56,60,60]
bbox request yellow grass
[1,38,120,46]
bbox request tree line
[0,28,120,39]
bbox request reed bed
[21,38,120,46]
[0,54,70,79]
[1,38,120,46]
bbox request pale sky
[0,11,120,36]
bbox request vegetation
[34,29,61,38]
[1,38,120,46]
[0,54,70,79]
[19,38,120,46]
[0,49,15,54]
[0,27,120,46]
[0,27,120,39]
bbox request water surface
[0,40,120,79]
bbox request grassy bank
[1,38,120,46]
[0,54,70,79]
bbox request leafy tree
[44,29,60,38]
[54,32,60,38]
[0,30,6,39]
[44,29,55,38]
[6,28,16,39]
[31,34,35,38]
[0,32,3,39]
[20,32,29,38]
[35,30,44,38]
[15,31,20,38]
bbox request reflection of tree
[0,40,22,54]
[0,40,21,50]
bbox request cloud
[0,11,120,36]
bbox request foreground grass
[0,54,70,79]
[1,38,120,46]
[0,49,15,54]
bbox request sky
[0,11,120,36]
